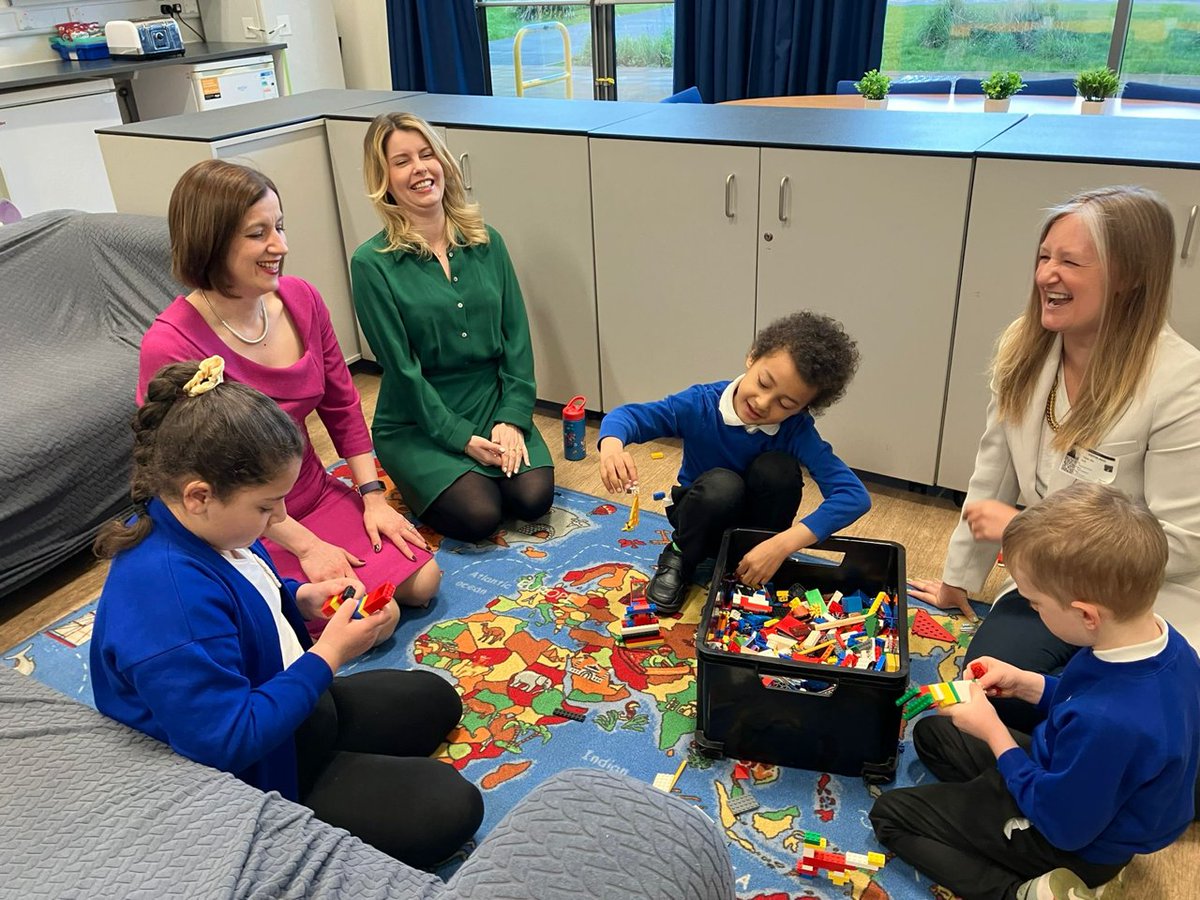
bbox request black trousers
[963,589,1077,732]
[667,451,804,576]
[295,669,484,869]
[870,716,1127,900]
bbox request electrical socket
[274,15,291,37]
[242,16,260,39]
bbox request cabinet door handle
[725,173,736,219]
[459,153,472,191]
[1183,204,1198,261]
[778,176,790,223]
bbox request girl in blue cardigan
[91,357,482,868]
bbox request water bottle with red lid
[562,395,587,460]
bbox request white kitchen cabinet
[939,157,1200,491]
[590,138,760,409]
[756,148,973,483]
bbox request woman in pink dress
[138,160,439,635]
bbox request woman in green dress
[351,112,554,543]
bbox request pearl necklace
[201,289,269,345]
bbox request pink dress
[137,276,433,589]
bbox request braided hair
[94,361,303,558]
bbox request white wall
[332,0,389,90]
[0,0,203,69]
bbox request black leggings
[420,467,555,543]
[295,669,484,868]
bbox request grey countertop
[0,41,287,93]
[96,89,419,141]
[327,93,661,134]
[976,113,1200,169]
[588,103,1026,156]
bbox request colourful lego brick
[552,706,586,722]
[911,608,957,643]
[728,791,760,815]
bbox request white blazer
[943,326,1200,647]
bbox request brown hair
[361,112,489,255]
[750,311,860,415]
[94,361,303,558]
[1003,483,1167,619]
[994,185,1174,451]
[168,159,283,293]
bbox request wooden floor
[3,367,1195,891]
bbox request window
[477,1,676,101]
[881,1,1116,79]
[1123,1,1200,88]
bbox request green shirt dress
[350,225,552,516]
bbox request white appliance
[104,17,186,58]
[198,0,346,95]
[0,80,121,216]
[132,55,279,118]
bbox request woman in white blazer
[911,185,1200,729]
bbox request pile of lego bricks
[704,577,901,672]
[616,595,664,649]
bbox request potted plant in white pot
[1074,66,1121,114]
[978,71,1025,112]
[854,69,892,110]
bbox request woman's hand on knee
[362,494,429,559]
[466,435,505,468]
[908,578,976,620]
[297,538,364,582]
[491,423,529,477]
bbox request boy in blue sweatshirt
[598,311,870,613]
[871,483,1200,900]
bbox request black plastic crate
[695,529,909,783]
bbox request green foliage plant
[854,69,892,101]
[978,71,1025,100]
[1074,66,1120,102]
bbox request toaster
[104,17,185,58]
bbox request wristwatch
[357,479,387,497]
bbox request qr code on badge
[1062,453,1078,475]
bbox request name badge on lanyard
[1060,447,1119,484]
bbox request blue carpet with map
[4,478,987,900]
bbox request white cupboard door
[757,148,973,484]
[591,138,759,410]
[445,127,599,407]
[941,158,1200,491]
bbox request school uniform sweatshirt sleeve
[598,387,697,446]
[787,422,871,542]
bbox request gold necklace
[1045,378,1061,432]
[201,289,269,345]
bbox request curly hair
[749,311,860,416]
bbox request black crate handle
[760,674,838,697]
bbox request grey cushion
[0,668,733,898]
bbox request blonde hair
[993,185,1174,451]
[1003,483,1167,619]
[361,112,489,255]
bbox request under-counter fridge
[198,0,345,94]
[133,55,279,119]
[0,80,121,216]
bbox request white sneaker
[1016,868,1124,900]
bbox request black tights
[420,468,555,543]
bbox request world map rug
[4,481,989,900]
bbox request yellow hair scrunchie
[183,355,225,397]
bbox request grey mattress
[0,211,182,597]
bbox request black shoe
[647,545,688,614]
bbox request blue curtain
[387,0,487,94]
[675,0,887,103]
